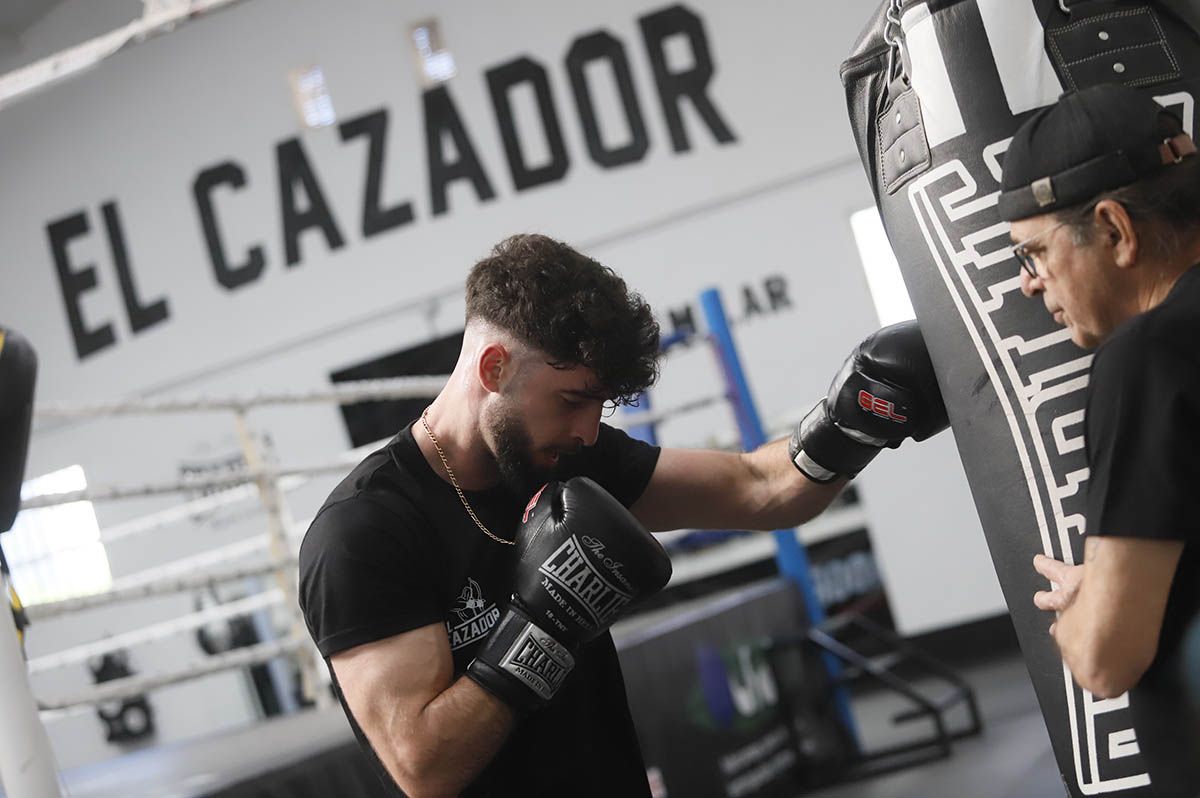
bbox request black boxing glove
[789,320,948,483]
[467,477,672,714]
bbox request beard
[486,402,560,498]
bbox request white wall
[1,0,1003,770]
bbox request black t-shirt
[1084,264,1200,784]
[298,422,661,797]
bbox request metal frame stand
[766,610,983,787]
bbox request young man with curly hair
[299,233,948,797]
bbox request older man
[1000,82,1200,781]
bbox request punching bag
[0,328,36,534]
[841,1,1200,795]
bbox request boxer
[299,233,946,796]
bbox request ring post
[232,412,315,711]
[698,287,860,748]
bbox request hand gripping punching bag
[841,2,1200,795]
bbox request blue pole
[624,328,697,445]
[698,287,860,748]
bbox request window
[8,466,112,605]
[409,20,457,87]
[288,66,337,129]
[850,207,917,326]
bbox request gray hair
[1056,156,1200,260]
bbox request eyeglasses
[1011,219,1069,279]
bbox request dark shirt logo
[446,578,500,651]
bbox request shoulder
[566,422,661,473]
[320,429,436,522]
[304,493,420,543]
[299,495,430,585]
[1090,308,1194,389]
[300,443,433,565]
[558,424,638,468]
[593,422,654,454]
[558,423,661,507]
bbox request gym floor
[46,640,1066,798]
[814,651,1064,798]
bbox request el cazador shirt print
[299,421,661,797]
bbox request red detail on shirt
[523,484,549,523]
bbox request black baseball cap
[998,83,1196,222]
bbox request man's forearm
[741,439,847,530]
[1043,536,1180,699]
[392,676,515,796]
[1054,597,1139,698]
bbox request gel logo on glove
[858,390,908,423]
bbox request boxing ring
[1,288,874,797]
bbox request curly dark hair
[465,234,660,404]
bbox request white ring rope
[616,393,728,430]
[34,376,450,419]
[22,471,279,510]
[37,635,309,716]
[108,536,274,594]
[95,437,387,546]
[99,482,263,544]
[22,462,359,510]
[16,355,763,722]
[27,589,284,675]
[21,446,393,511]
[24,557,295,623]
[24,400,779,680]
[21,393,729,512]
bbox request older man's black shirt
[1084,264,1200,784]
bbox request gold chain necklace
[420,409,515,546]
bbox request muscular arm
[1036,535,1184,698]
[631,438,846,533]
[331,623,514,797]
